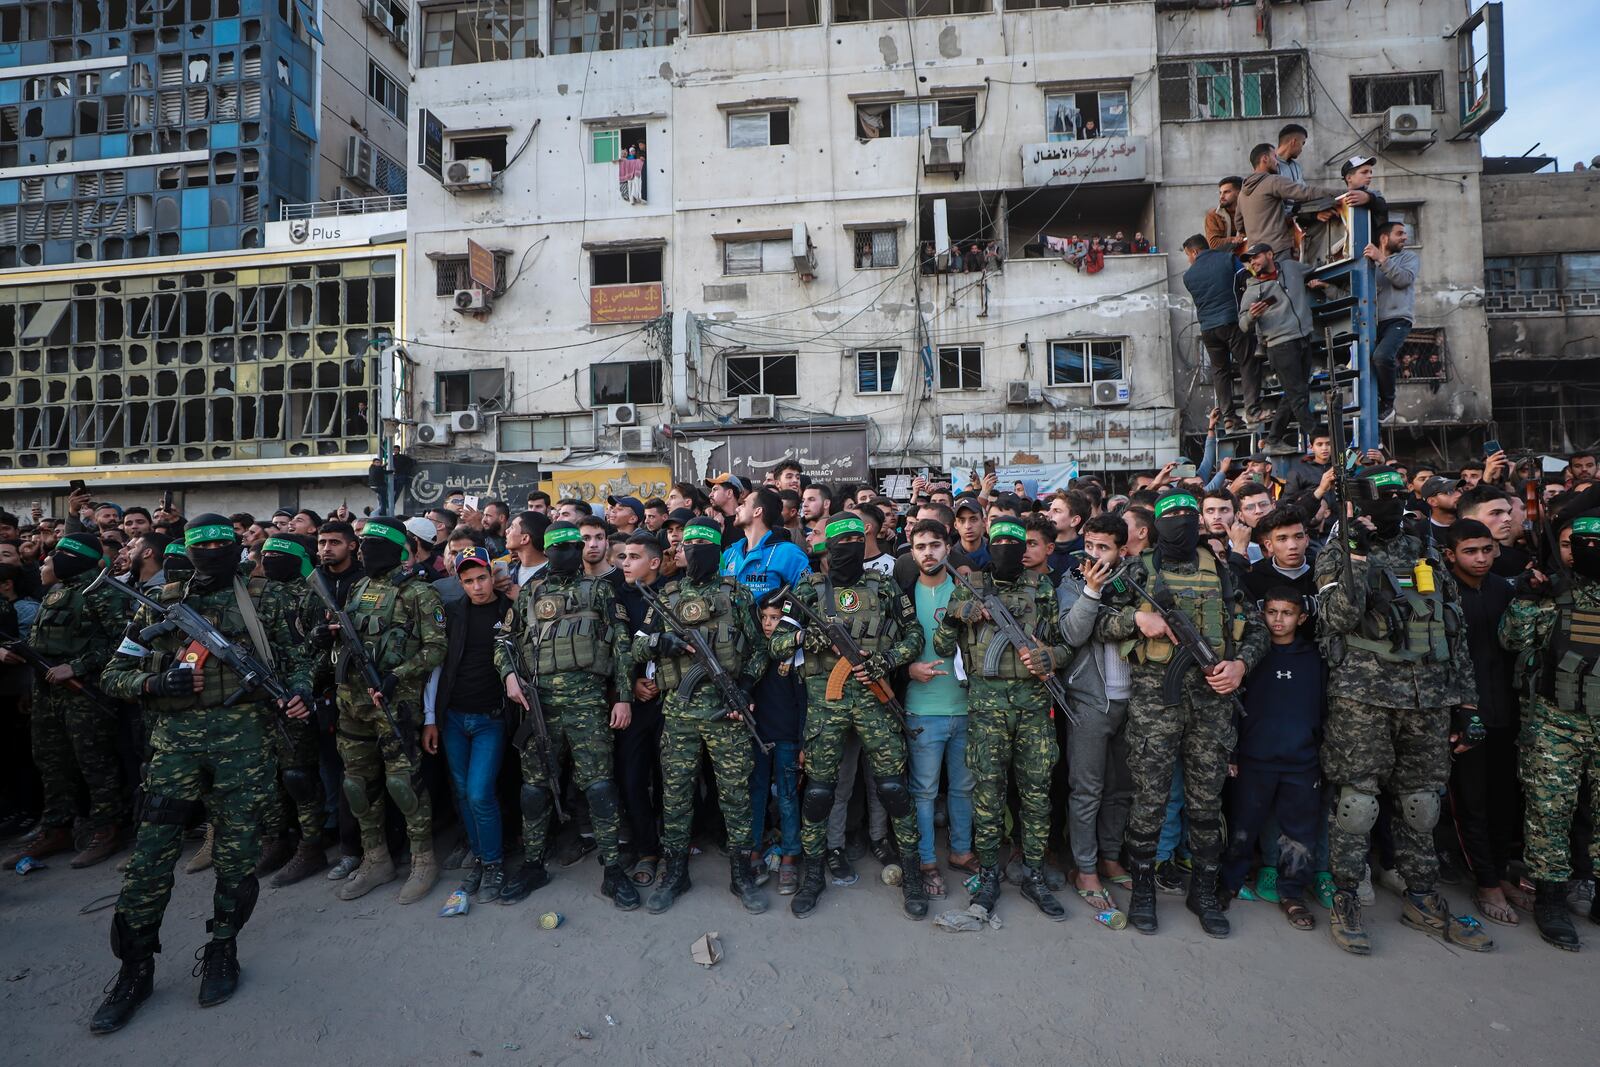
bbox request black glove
[146,668,194,698]
[308,624,336,651]
[1345,519,1372,557]
[1451,706,1486,749]
[652,631,688,657]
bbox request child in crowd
[1221,587,1328,930]
[749,593,806,894]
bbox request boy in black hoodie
[1221,587,1327,929]
[749,592,807,895]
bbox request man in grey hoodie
[1240,143,1367,259]
[1239,242,1330,455]
[1365,220,1419,422]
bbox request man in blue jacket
[721,487,811,600]
[1183,234,1257,434]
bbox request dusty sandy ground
[2,838,1596,1067]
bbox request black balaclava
[544,520,583,577]
[1570,512,1600,581]
[823,515,868,585]
[163,542,194,582]
[988,520,1026,581]
[261,534,314,583]
[1153,493,1200,562]
[185,513,242,584]
[682,520,723,584]
[359,517,408,576]
[51,533,104,582]
[1358,468,1408,540]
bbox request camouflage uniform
[1316,533,1475,891]
[771,572,923,861]
[1499,576,1600,883]
[934,571,1069,871]
[1097,553,1265,866]
[100,575,311,947]
[496,571,633,867]
[259,576,323,843]
[632,575,765,853]
[334,567,447,856]
[31,568,125,832]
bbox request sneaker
[1357,866,1376,905]
[825,847,858,887]
[325,854,361,881]
[558,834,597,868]
[1374,865,1407,897]
[1314,872,1337,910]
[1567,877,1596,917]
[1378,406,1397,425]
[1252,866,1280,904]
[442,839,474,871]
[1401,890,1495,952]
[1154,860,1187,895]
[777,861,800,896]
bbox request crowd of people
[2,444,1599,1033]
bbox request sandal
[947,852,979,876]
[1279,898,1316,931]
[628,855,659,887]
[1474,893,1519,927]
[921,864,946,899]
[1077,887,1128,930]
[1501,880,1534,913]
[1097,861,1132,889]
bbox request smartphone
[1172,462,1197,479]
[463,494,480,511]
[69,478,86,492]
[1482,439,1501,458]
[162,490,174,510]
[1258,295,1278,306]
[983,459,996,476]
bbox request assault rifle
[637,583,772,753]
[306,569,415,763]
[777,582,921,738]
[945,568,1077,725]
[2,639,120,717]
[498,624,567,821]
[88,570,296,748]
[1112,565,1246,719]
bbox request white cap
[403,516,438,546]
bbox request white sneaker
[1357,866,1376,905]
[1375,865,1408,897]
[325,853,361,881]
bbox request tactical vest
[969,572,1046,681]
[525,576,614,679]
[1342,562,1457,665]
[141,577,272,712]
[1538,590,1600,715]
[343,573,423,678]
[32,579,93,658]
[800,572,897,679]
[1133,552,1241,665]
[654,578,746,691]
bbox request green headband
[57,536,103,561]
[184,523,237,547]
[263,536,313,577]
[544,526,582,548]
[682,523,721,544]
[824,515,866,542]
[164,541,188,557]
[988,520,1026,543]
[1153,494,1199,518]
[363,522,406,547]
[1572,517,1600,536]
[1369,471,1404,489]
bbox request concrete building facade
[402,0,1498,489]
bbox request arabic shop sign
[1019,136,1147,187]
[400,460,542,510]
[671,423,870,484]
[550,465,672,505]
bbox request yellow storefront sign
[551,466,671,505]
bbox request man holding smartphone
[1239,242,1328,457]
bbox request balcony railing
[1484,287,1600,315]
[280,194,407,221]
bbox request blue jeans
[1157,762,1187,861]
[1371,317,1411,413]
[750,740,802,857]
[441,711,506,865]
[907,713,974,866]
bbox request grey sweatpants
[1066,697,1133,873]
[828,729,887,848]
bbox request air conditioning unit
[453,288,492,313]
[791,223,817,276]
[1380,105,1436,149]
[619,426,655,454]
[1007,380,1042,406]
[604,403,637,427]
[415,420,452,445]
[449,408,482,434]
[738,393,777,422]
[444,157,494,191]
[344,134,375,187]
[922,125,965,177]
[1092,380,1131,407]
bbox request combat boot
[968,864,1002,915]
[1128,861,1158,934]
[1020,866,1066,922]
[185,824,215,874]
[727,854,768,914]
[603,862,642,911]
[790,854,827,918]
[1185,861,1230,939]
[335,846,396,901]
[498,858,550,904]
[1329,888,1371,955]
[252,836,295,878]
[270,841,328,888]
[90,916,158,1035]
[1533,880,1579,952]
[476,862,507,905]
[647,851,691,914]
[3,823,73,867]
[1401,889,1494,952]
[396,850,438,905]
[193,938,240,1008]
[70,824,125,869]
[900,862,929,921]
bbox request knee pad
[1398,790,1441,832]
[801,779,836,823]
[111,911,161,960]
[342,774,380,816]
[134,790,205,828]
[1333,786,1380,835]
[874,774,912,819]
[213,873,260,933]
[520,783,553,823]
[585,780,620,821]
[281,767,318,805]
[384,772,421,816]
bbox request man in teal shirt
[901,518,975,899]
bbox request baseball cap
[1419,475,1459,500]
[953,495,984,515]
[1243,241,1273,258]
[454,547,493,573]
[704,472,749,496]
[403,515,438,546]
[1340,154,1377,177]
[607,495,646,524]
[664,507,696,527]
